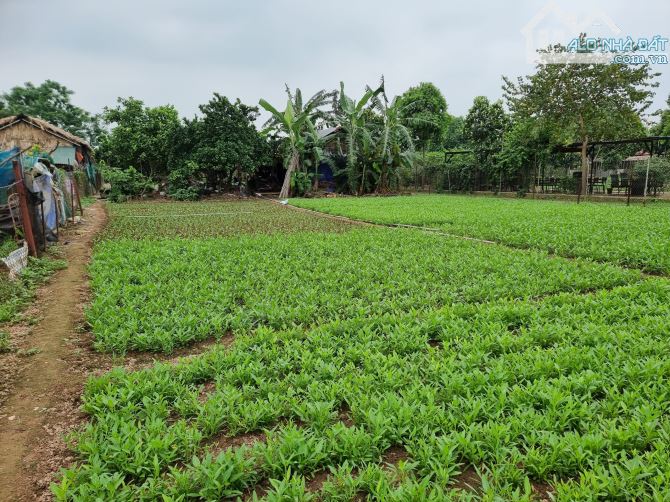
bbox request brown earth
[0,202,109,501]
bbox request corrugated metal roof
[317,126,340,139]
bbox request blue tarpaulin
[0,147,19,187]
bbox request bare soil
[0,202,109,501]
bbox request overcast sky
[1,0,668,122]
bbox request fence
[0,154,85,260]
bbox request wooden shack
[0,114,93,167]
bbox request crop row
[56,280,670,500]
[87,227,639,353]
[290,195,670,274]
[102,200,352,240]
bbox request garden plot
[57,280,670,500]
[88,227,638,353]
[103,199,353,239]
[291,195,670,274]
[52,199,669,500]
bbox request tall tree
[259,98,312,199]
[498,118,553,192]
[503,45,659,195]
[370,91,415,192]
[443,115,465,149]
[0,80,94,139]
[99,97,180,179]
[260,87,332,198]
[186,94,268,191]
[397,82,449,153]
[463,96,510,189]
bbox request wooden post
[12,161,37,257]
[72,172,83,216]
[70,177,75,222]
[643,156,651,206]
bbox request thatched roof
[0,114,91,151]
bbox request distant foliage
[0,80,97,142]
[99,97,180,179]
[653,94,670,136]
[169,94,269,196]
[396,82,449,152]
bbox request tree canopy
[175,94,269,194]
[503,45,659,194]
[99,97,180,179]
[443,115,465,149]
[463,96,510,188]
[654,95,670,136]
[397,82,449,152]
[0,80,94,140]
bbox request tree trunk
[313,161,319,191]
[279,150,298,199]
[359,163,366,195]
[580,137,589,197]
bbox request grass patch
[0,330,9,352]
[0,255,67,324]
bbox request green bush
[166,161,201,200]
[0,256,66,323]
[101,165,154,202]
[169,187,199,201]
[290,172,313,197]
[632,156,670,188]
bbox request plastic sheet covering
[1,241,28,280]
[31,162,58,232]
[0,147,19,187]
[51,146,77,166]
[86,163,97,186]
[53,169,74,220]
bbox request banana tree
[371,88,442,192]
[259,98,311,199]
[260,87,333,198]
[334,81,384,194]
[374,94,417,192]
[303,119,327,190]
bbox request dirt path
[0,202,107,501]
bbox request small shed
[0,114,94,168]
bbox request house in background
[0,115,97,254]
[0,114,98,196]
[0,114,94,171]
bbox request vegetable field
[103,200,352,239]
[291,195,670,274]
[56,198,670,500]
